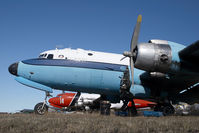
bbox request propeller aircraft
[9,15,199,116]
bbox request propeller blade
[122,15,142,88]
[129,15,142,87]
[130,14,142,52]
[130,57,134,87]
[120,56,127,61]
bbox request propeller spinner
[123,15,142,87]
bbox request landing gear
[120,91,137,116]
[34,92,51,115]
[100,101,111,115]
[34,102,48,115]
[119,67,137,116]
[154,103,175,116]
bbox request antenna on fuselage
[68,43,72,49]
[56,44,64,49]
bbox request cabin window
[47,54,54,59]
[88,53,93,56]
[58,55,64,58]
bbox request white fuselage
[39,48,129,66]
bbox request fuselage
[10,48,148,102]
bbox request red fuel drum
[49,93,78,108]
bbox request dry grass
[0,112,199,133]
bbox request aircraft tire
[162,105,175,116]
[154,103,175,116]
[34,102,48,115]
[154,104,162,112]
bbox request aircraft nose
[8,62,18,76]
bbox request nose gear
[34,92,52,115]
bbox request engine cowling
[134,40,172,73]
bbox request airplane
[45,92,156,114]
[8,14,199,116]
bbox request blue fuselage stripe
[22,58,127,72]
[18,61,124,96]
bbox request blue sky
[0,0,199,112]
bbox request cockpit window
[39,54,44,58]
[47,54,54,59]
[39,53,47,58]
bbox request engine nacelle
[134,40,172,72]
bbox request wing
[179,40,199,65]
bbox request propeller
[123,15,142,87]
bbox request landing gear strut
[120,67,137,116]
[34,92,51,115]
[120,91,137,116]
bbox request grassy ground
[1,112,199,133]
